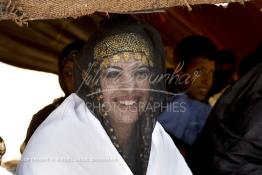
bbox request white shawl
[17,93,192,175]
[0,167,13,175]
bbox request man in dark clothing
[188,63,262,175]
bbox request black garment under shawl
[74,21,165,175]
[188,63,262,175]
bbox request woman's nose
[119,73,137,90]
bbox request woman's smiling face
[100,52,150,124]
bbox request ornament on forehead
[101,52,153,68]
[94,33,154,67]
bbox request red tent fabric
[138,1,262,60]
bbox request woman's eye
[135,68,150,79]
[106,70,121,79]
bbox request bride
[17,20,192,175]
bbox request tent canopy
[0,0,261,73]
[1,0,245,22]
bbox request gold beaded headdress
[94,33,154,66]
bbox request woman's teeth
[119,100,136,106]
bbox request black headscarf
[188,63,262,175]
[74,21,165,175]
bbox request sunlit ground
[0,62,64,162]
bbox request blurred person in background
[0,136,6,166]
[239,42,262,78]
[208,50,238,106]
[0,137,12,175]
[158,35,217,155]
[20,40,85,153]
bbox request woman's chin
[111,110,139,124]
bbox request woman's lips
[114,96,139,103]
[113,96,141,111]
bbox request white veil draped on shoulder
[17,94,192,175]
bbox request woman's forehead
[108,61,146,70]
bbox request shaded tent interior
[0,0,262,74]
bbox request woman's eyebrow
[137,65,149,69]
[106,66,123,71]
